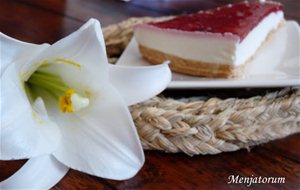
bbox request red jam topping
[149,2,282,40]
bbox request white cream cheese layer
[134,11,284,66]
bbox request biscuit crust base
[139,45,245,78]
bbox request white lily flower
[0,18,171,189]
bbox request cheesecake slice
[134,1,284,78]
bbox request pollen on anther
[59,89,75,113]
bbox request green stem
[46,89,61,99]
[27,71,69,96]
[33,71,63,83]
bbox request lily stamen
[26,66,89,113]
[59,89,89,113]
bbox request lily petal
[1,64,61,160]
[50,83,144,180]
[0,33,49,75]
[109,63,171,106]
[0,155,69,189]
[20,18,109,83]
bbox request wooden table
[1,0,299,189]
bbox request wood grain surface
[1,0,299,189]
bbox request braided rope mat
[103,17,300,156]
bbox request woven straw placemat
[103,17,300,156]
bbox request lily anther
[25,60,89,113]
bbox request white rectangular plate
[116,21,300,89]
